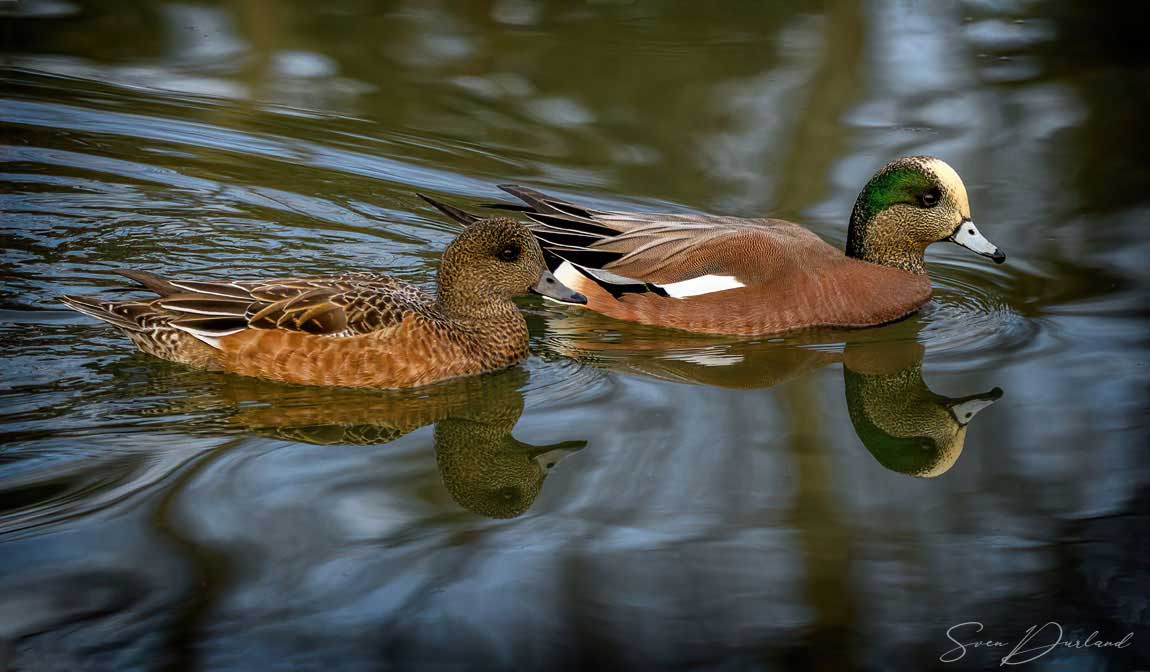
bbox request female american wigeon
[61,217,586,389]
[425,156,1005,336]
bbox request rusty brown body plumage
[544,218,933,335]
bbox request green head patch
[859,164,936,219]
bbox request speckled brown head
[435,217,586,318]
[846,156,1005,273]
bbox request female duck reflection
[217,368,585,519]
[544,315,1002,478]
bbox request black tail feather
[497,184,597,219]
[417,193,482,227]
[525,212,619,238]
[115,270,182,297]
[481,202,534,213]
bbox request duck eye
[920,187,941,208]
[498,246,520,262]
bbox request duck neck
[436,286,523,325]
[846,208,927,275]
[436,289,529,366]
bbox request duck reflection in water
[841,341,1002,477]
[215,368,586,518]
[543,313,1002,477]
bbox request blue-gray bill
[532,270,587,305]
[950,219,1006,264]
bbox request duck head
[846,156,1005,273]
[436,217,586,318]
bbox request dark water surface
[2,1,1148,670]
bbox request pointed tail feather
[416,193,482,227]
[115,270,182,296]
[497,184,598,219]
[480,202,534,213]
[60,295,145,331]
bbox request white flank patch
[554,261,584,286]
[656,274,745,298]
[556,260,745,299]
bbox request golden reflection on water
[543,312,1004,479]
[153,320,1005,525]
[221,368,585,519]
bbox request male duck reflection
[221,369,585,518]
[841,342,1002,477]
[424,156,1005,336]
[543,317,1001,477]
[61,218,586,389]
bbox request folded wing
[494,185,832,298]
[118,271,429,346]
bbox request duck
[422,156,1005,336]
[60,217,587,389]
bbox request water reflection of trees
[20,1,1148,220]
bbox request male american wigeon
[61,217,586,389]
[425,156,1005,336]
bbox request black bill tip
[991,249,1007,264]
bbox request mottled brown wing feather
[154,273,430,339]
[246,287,348,334]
